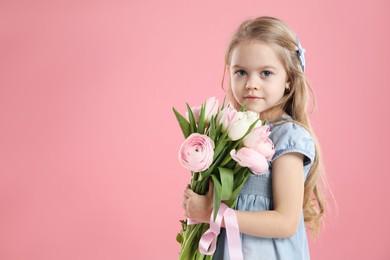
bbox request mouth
[244,95,262,100]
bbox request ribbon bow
[296,35,305,72]
[198,203,243,260]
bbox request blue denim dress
[213,117,315,260]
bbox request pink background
[1,0,389,259]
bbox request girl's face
[228,41,289,115]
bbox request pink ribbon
[186,218,199,225]
[222,205,243,260]
[197,203,243,260]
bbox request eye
[235,70,247,77]
[261,70,272,77]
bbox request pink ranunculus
[179,133,215,172]
[230,147,268,174]
[242,125,271,148]
[186,105,201,123]
[254,137,275,161]
[216,104,237,132]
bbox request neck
[260,107,287,122]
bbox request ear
[285,81,290,90]
[226,64,230,74]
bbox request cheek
[230,81,238,94]
[231,88,239,100]
[273,81,287,98]
[265,87,284,103]
[273,88,285,100]
[230,86,242,104]
[231,78,244,89]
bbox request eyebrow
[231,64,277,70]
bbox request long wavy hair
[222,16,332,237]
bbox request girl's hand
[182,181,214,223]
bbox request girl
[182,16,328,259]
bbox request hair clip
[295,35,305,72]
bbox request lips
[244,95,262,99]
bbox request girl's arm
[182,152,304,239]
[236,152,304,238]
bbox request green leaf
[214,123,223,142]
[197,103,206,134]
[176,232,183,244]
[211,175,222,222]
[195,249,205,260]
[215,130,229,147]
[219,139,240,167]
[198,167,211,181]
[225,169,251,207]
[219,167,234,201]
[180,219,187,231]
[220,95,227,110]
[213,140,227,161]
[201,146,227,180]
[219,153,232,167]
[225,159,237,170]
[172,107,191,138]
[186,103,197,133]
[240,104,247,112]
[232,167,247,188]
[198,176,211,195]
[211,146,227,167]
[179,224,203,259]
[208,115,216,140]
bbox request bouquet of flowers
[174,97,275,259]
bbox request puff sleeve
[270,122,315,167]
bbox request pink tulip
[185,97,219,124]
[254,137,275,161]
[230,147,268,174]
[204,97,219,123]
[242,125,271,148]
[186,105,201,123]
[216,105,237,132]
[179,133,215,172]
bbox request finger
[206,180,214,197]
[209,180,214,191]
[184,187,195,197]
[183,184,192,194]
[182,196,188,208]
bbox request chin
[243,104,262,114]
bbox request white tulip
[227,111,260,141]
[244,110,259,126]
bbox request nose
[245,76,260,90]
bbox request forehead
[230,41,283,68]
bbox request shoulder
[269,120,315,166]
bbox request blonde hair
[223,16,331,237]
